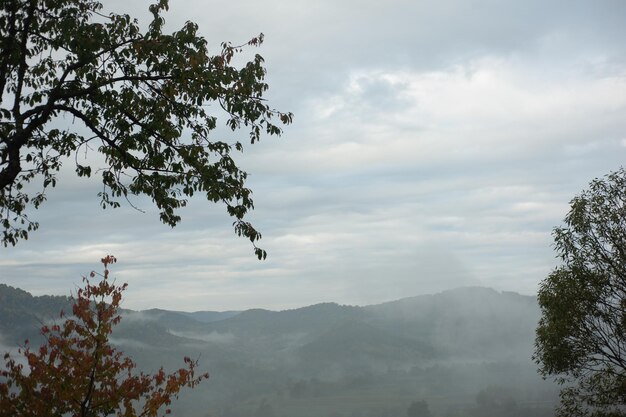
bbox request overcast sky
[1,0,626,311]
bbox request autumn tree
[534,169,626,417]
[0,255,209,417]
[0,0,291,257]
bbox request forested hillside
[0,285,557,417]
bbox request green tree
[0,255,209,417]
[535,169,626,417]
[0,0,291,256]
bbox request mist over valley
[0,284,558,417]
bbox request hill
[0,285,556,417]
[0,284,71,345]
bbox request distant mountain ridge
[0,284,540,372]
[0,284,553,417]
[0,283,534,317]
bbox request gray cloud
[1,0,626,310]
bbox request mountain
[364,287,540,359]
[0,284,71,345]
[178,310,241,323]
[0,285,556,417]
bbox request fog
[0,285,558,417]
[121,287,558,417]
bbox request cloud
[0,333,17,355]
[167,330,236,345]
[109,338,156,350]
[1,0,625,311]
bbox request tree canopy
[0,0,291,257]
[0,255,209,417]
[534,168,626,417]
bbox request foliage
[0,0,292,257]
[534,168,626,417]
[0,255,209,417]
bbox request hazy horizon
[2,281,535,313]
